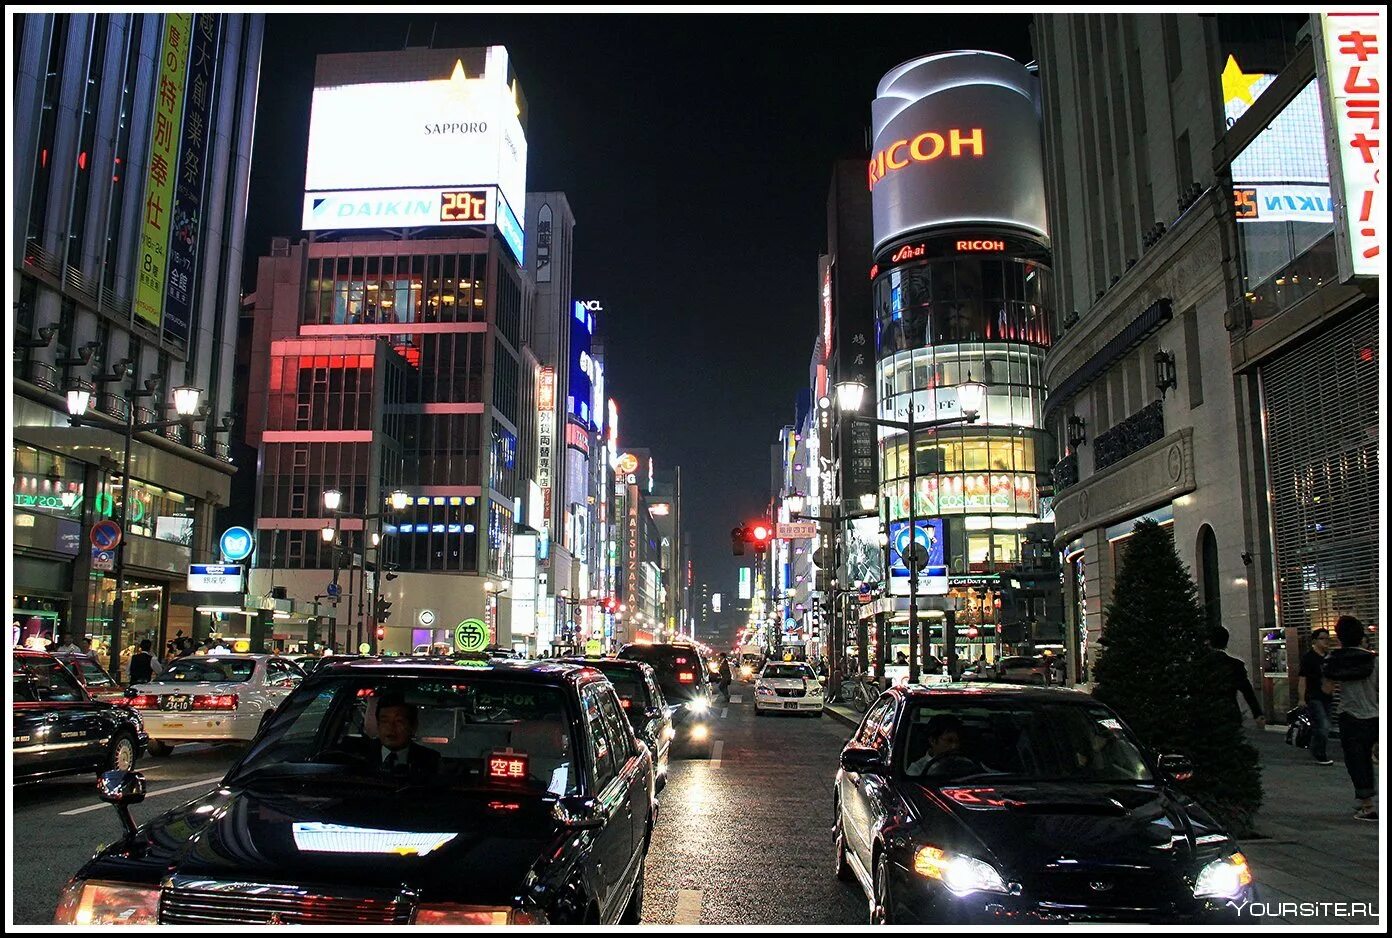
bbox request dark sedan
[55,657,655,925]
[561,658,673,789]
[616,642,715,757]
[13,650,146,783]
[833,684,1254,924]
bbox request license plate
[785,702,797,709]
[162,695,193,712]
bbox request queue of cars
[31,638,1252,925]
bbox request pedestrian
[1204,625,1264,728]
[54,632,82,654]
[895,651,908,666]
[1322,615,1378,821]
[1299,627,1336,765]
[717,655,732,702]
[127,639,163,684]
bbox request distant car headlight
[913,846,1009,896]
[53,879,160,925]
[688,698,710,714]
[1193,853,1253,899]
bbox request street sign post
[219,526,254,562]
[188,564,244,592]
[91,548,115,572]
[777,521,819,540]
[91,520,122,550]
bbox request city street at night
[7,7,1385,931]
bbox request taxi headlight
[1193,853,1253,899]
[688,698,709,714]
[913,846,1008,896]
[54,879,160,925]
[414,903,548,924]
[756,685,775,695]
[807,685,823,697]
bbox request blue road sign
[91,520,122,550]
[219,526,254,562]
[326,582,341,598]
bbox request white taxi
[126,654,305,755]
[753,661,825,716]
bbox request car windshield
[232,676,580,797]
[763,664,814,680]
[900,699,1154,784]
[154,657,256,683]
[595,669,648,713]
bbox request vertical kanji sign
[163,13,218,350]
[134,13,193,333]
[1316,11,1383,280]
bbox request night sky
[245,13,1034,629]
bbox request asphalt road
[639,679,867,925]
[11,682,868,925]
[11,741,246,924]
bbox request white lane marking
[729,695,742,703]
[720,707,728,719]
[709,740,723,769]
[59,776,223,816]
[673,889,703,925]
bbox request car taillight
[678,671,695,683]
[126,695,158,709]
[192,694,238,710]
[414,905,511,925]
[619,698,632,709]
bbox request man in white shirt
[54,632,82,654]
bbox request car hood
[908,780,1229,873]
[83,781,567,904]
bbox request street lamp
[835,379,867,413]
[320,525,336,543]
[390,489,410,511]
[785,493,806,514]
[859,492,878,512]
[67,380,211,680]
[323,489,343,512]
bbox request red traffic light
[751,524,771,541]
[375,627,386,642]
[748,520,774,553]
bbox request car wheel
[833,805,854,883]
[872,849,896,924]
[146,739,173,757]
[620,855,646,924]
[107,732,137,772]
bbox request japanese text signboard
[134,13,193,333]
[163,14,217,349]
[1315,12,1383,280]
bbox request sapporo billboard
[869,51,1048,253]
[304,45,527,246]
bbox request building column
[67,461,103,641]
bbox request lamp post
[484,580,509,648]
[323,488,408,653]
[847,375,986,684]
[68,381,209,680]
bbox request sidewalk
[823,704,1381,924]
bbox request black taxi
[13,649,146,783]
[55,656,655,925]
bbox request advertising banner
[1314,11,1383,280]
[305,46,527,241]
[133,13,193,333]
[888,518,948,596]
[535,202,553,282]
[869,51,1047,252]
[845,515,885,588]
[303,185,497,231]
[162,13,218,350]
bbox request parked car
[833,683,1252,924]
[51,651,127,702]
[54,657,655,925]
[753,661,825,716]
[125,654,305,755]
[13,650,146,783]
[617,642,715,757]
[994,656,1051,685]
[561,657,673,790]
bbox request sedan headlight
[755,685,775,696]
[688,697,710,714]
[414,904,548,924]
[807,685,823,697]
[914,846,1009,896]
[54,879,160,924]
[1193,853,1253,899]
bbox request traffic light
[375,626,386,642]
[375,598,393,621]
[748,520,774,554]
[731,526,746,557]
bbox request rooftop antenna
[403,22,411,48]
[429,20,438,49]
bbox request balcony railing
[96,392,129,421]
[1051,453,1079,492]
[1093,400,1166,472]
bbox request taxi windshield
[155,657,256,683]
[234,676,579,797]
[763,664,814,680]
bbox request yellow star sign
[1222,54,1264,108]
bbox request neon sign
[957,239,1005,252]
[868,128,985,190]
[890,243,925,263]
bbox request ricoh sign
[869,51,1048,251]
